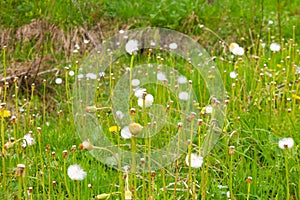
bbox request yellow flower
[0,109,11,118]
[109,125,120,133]
[292,94,300,100]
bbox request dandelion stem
[64,158,73,200]
[246,181,251,200]
[284,151,290,200]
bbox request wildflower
[125,39,138,55]
[4,141,14,149]
[138,94,154,108]
[229,146,235,155]
[128,122,143,136]
[16,164,26,177]
[55,78,62,85]
[292,94,300,100]
[229,43,244,56]
[185,153,203,168]
[28,187,33,194]
[270,43,281,52]
[79,140,93,150]
[134,88,146,98]
[86,73,97,80]
[23,133,35,147]
[131,79,140,87]
[205,105,213,114]
[229,71,238,79]
[69,71,75,76]
[268,20,274,25]
[246,176,253,184]
[157,72,167,81]
[178,91,189,101]
[178,75,187,84]
[232,46,244,56]
[85,105,98,113]
[169,42,178,50]
[67,164,87,181]
[229,43,239,51]
[278,137,294,149]
[109,125,120,133]
[121,126,132,139]
[0,109,10,118]
[62,150,68,158]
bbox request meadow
[0,0,299,199]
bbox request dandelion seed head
[178,91,189,101]
[229,71,238,79]
[121,126,132,139]
[67,164,87,181]
[138,94,154,107]
[125,39,138,55]
[69,71,75,76]
[270,43,281,52]
[86,73,97,80]
[55,78,62,85]
[134,88,146,98]
[157,72,167,81]
[169,42,178,50]
[278,137,294,149]
[131,79,140,87]
[185,153,203,168]
[178,75,187,84]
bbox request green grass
[0,0,300,200]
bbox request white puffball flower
[67,164,87,181]
[278,137,294,149]
[229,43,239,52]
[23,134,35,147]
[229,71,238,79]
[270,43,281,52]
[169,42,178,50]
[178,91,189,101]
[138,94,154,108]
[131,79,140,87]
[134,88,146,98]
[205,105,213,114]
[55,78,62,85]
[232,46,245,56]
[77,74,84,79]
[185,153,203,168]
[125,39,138,55]
[157,72,167,81]
[68,70,75,76]
[86,73,97,80]
[121,126,132,139]
[268,20,274,25]
[178,75,187,84]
